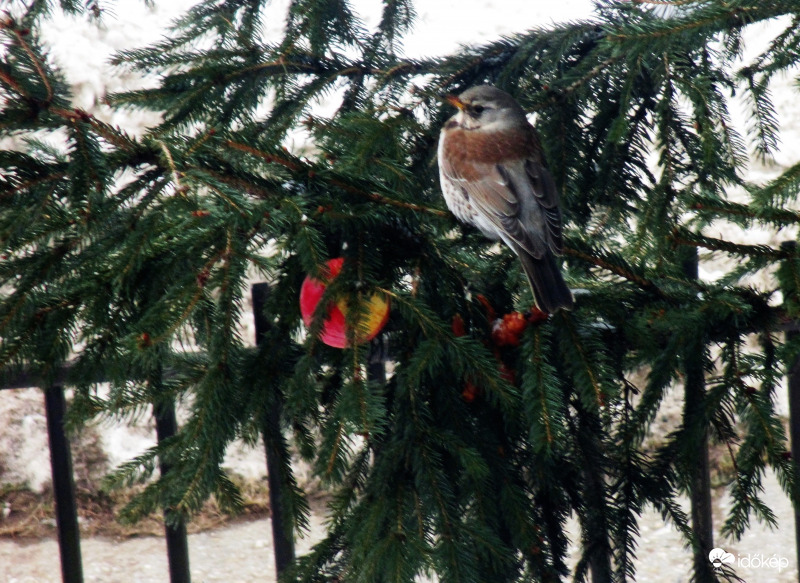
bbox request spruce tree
[3,0,800,581]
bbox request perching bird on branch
[438,85,574,313]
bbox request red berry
[462,382,479,403]
[499,363,516,385]
[503,312,527,336]
[137,332,152,349]
[491,318,510,346]
[492,313,527,347]
[476,294,497,320]
[196,269,210,287]
[528,306,549,324]
[451,313,466,337]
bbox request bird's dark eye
[472,105,485,114]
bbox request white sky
[29,0,599,60]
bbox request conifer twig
[562,315,605,408]
[7,26,53,103]
[223,140,449,216]
[607,4,771,42]
[669,228,787,259]
[156,140,186,195]
[0,69,26,98]
[633,0,693,6]
[562,246,657,291]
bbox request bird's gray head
[444,85,528,131]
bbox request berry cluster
[453,297,550,402]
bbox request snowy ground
[2,0,800,581]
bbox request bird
[437,85,574,313]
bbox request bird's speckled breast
[437,132,503,240]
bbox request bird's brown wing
[522,158,563,254]
[441,153,562,259]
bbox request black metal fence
[0,283,301,583]
[2,280,800,583]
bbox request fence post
[787,335,800,583]
[367,334,388,387]
[779,240,800,581]
[43,384,84,583]
[154,396,192,583]
[252,283,296,577]
[681,246,714,582]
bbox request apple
[299,257,390,348]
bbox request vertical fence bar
[43,384,84,583]
[367,334,387,387]
[581,426,613,583]
[787,340,800,583]
[685,348,714,581]
[252,283,296,576]
[681,247,714,582]
[154,397,192,583]
[779,240,800,581]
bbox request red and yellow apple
[299,257,390,348]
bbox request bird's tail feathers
[516,249,574,313]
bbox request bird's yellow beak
[445,94,466,110]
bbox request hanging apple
[299,257,390,348]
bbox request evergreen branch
[742,73,780,160]
[0,68,26,99]
[633,0,693,5]
[223,139,448,216]
[222,139,303,171]
[174,445,215,515]
[532,330,554,445]
[560,315,606,410]
[63,108,141,152]
[553,55,625,105]
[670,227,787,259]
[326,423,345,477]
[606,4,780,43]
[689,196,800,226]
[360,190,448,216]
[69,120,106,196]
[737,16,800,79]
[1,170,67,198]
[151,286,206,346]
[188,167,279,201]
[5,24,53,103]
[234,56,419,79]
[563,245,657,291]
[750,158,800,206]
[147,235,250,345]
[155,140,187,194]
